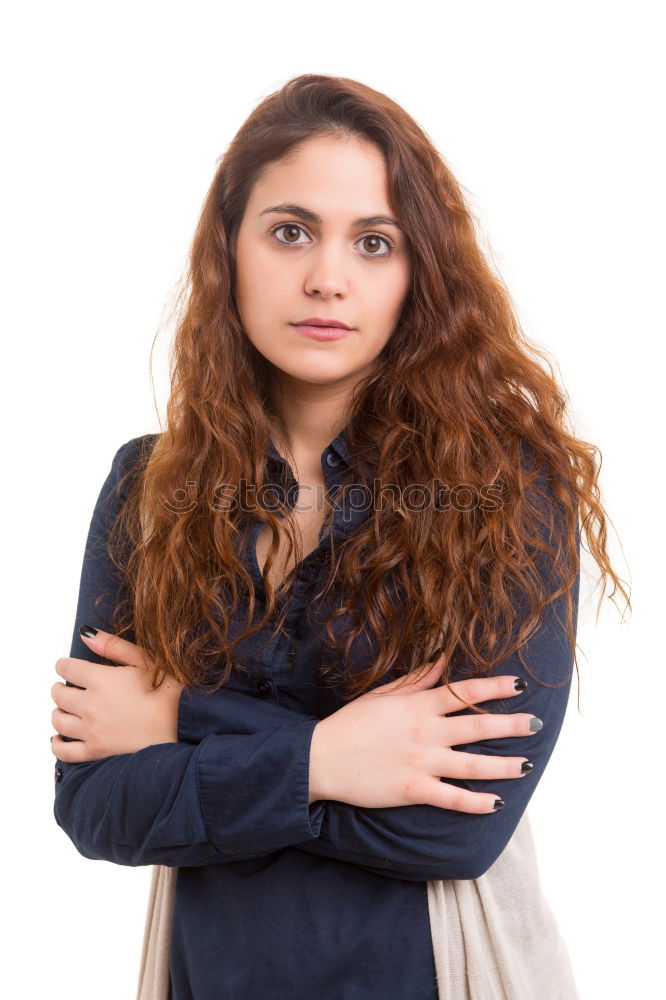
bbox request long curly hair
[102,73,630,704]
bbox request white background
[3,1,663,997]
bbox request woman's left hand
[50,628,184,763]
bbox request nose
[303,242,349,298]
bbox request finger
[78,626,146,668]
[428,748,532,782]
[56,655,112,690]
[55,655,96,689]
[423,674,529,716]
[51,733,94,763]
[420,776,507,814]
[52,706,85,740]
[438,710,542,747]
[370,656,445,696]
[51,680,86,715]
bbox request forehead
[246,135,394,218]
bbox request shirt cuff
[196,717,325,856]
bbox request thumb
[79,624,145,668]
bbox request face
[233,134,411,394]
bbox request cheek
[238,254,289,320]
[235,270,266,336]
[371,267,410,326]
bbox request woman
[51,74,628,999]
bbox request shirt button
[326,453,339,467]
[255,679,273,697]
[54,764,63,783]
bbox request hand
[50,628,184,763]
[308,657,540,813]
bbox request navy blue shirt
[54,431,579,999]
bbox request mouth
[291,323,352,342]
[290,317,353,341]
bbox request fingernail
[521,760,534,774]
[514,678,528,691]
[529,717,543,732]
[80,624,99,638]
[493,798,505,810]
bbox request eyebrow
[258,203,402,229]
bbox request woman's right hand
[308,657,541,813]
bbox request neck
[267,375,355,480]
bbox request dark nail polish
[80,624,99,638]
[529,717,543,732]
[493,798,505,810]
[514,678,528,691]
[521,760,534,774]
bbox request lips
[293,316,352,329]
[292,323,351,341]
[290,317,353,342]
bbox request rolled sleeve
[196,720,325,855]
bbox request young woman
[51,74,628,999]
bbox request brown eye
[359,233,392,257]
[272,224,307,245]
[362,235,381,254]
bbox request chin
[278,361,355,384]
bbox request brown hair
[102,73,630,703]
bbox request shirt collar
[267,426,352,472]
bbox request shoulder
[111,432,161,478]
[96,433,161,514]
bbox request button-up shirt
[54,431,579,999]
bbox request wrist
[146,683,183,747]
[308,718,335,804]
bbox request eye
[270,224,394,258]
[271,223,308,246]
[357,233,393,257]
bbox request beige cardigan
[136,809,579,999]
